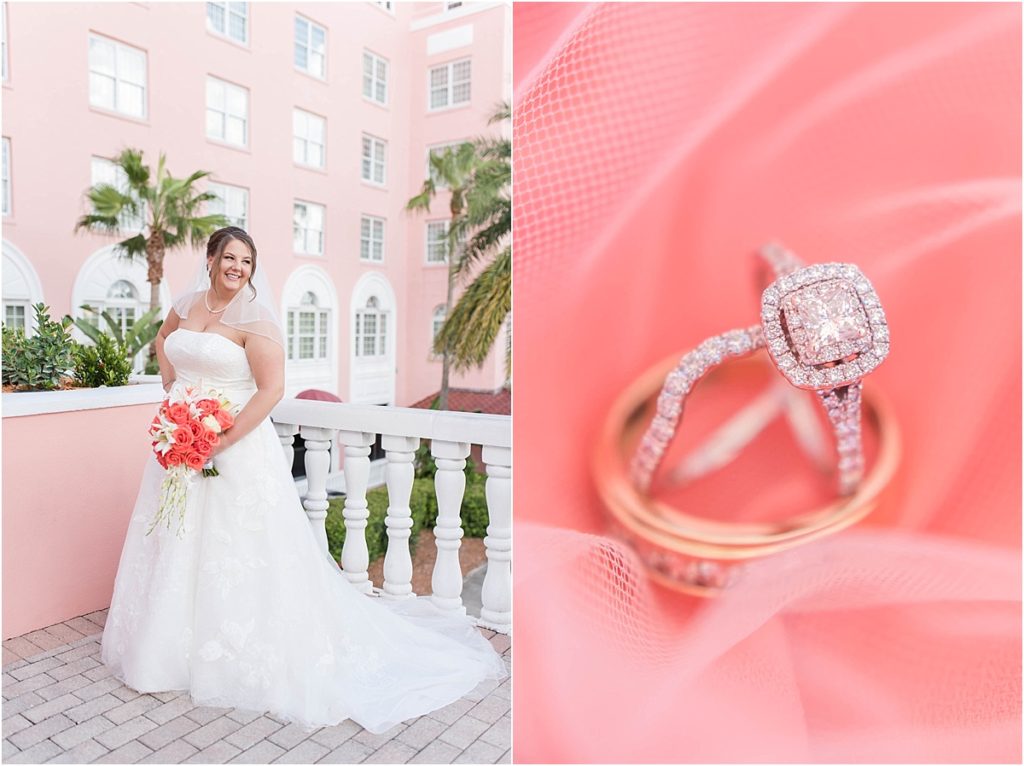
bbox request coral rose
[185,452,205,471]
[198,399,218,416]
[193,438,211,457]
[166,450,185,467]
[214,409,234,429]
[189,420,205,440]
[203,430,220,447]
[172,426,194,447]
[167,402,190,425]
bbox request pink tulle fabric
[512,4,1021,762]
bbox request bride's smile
[208,243,253,302]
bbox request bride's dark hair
[207,226,259,301]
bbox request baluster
[274,422,299,469]
[338,430,375,594]
[381,435,419,599]
[300,426,333,557]
[479,444,511,633]
[430,440,470,613]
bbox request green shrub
[1,304,76,391]
[72,333,133,387]
[324,473,490,566]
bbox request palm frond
[434,247,511,371]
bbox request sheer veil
[171,233,284,349]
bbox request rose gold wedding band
[593,349,901,596]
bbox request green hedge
[325,472,490,564]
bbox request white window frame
[354,297,388,359]
[88,34,148,119]
[294,14,326,80]
[287,292,329,362]
[3,302,26,332]
[2,137,10,217]
[362,50,388,106]
[361,134,387,186]
[293,200,325,256]
[426,220,448,264]
[208,181,248,230]
[360,215,385,263]
[90,156,147,233]
[428,57,471,111]
[293,108,326,169]
[206,75,249,147]
[206,1,248,45]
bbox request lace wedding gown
[100,328,506,732]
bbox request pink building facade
[1,0,511,406]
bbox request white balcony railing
[270,398,512,635]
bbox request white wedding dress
[100,328,506,732]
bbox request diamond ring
[758,243,890,494]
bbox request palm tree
[406,141,482,410]
[438,103,511,378]
[75,148,229,362]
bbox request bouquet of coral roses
[146,386,239,537]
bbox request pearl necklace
[204,287,240,314]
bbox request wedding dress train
[100,328,506,732]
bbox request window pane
[294,16,307,42]
[294,42,307,69]
[90,73,116,109]
[226,86,246,116]
[363,315,376,335]
[430,67,447,88]
[310,52,324,78]
[293,137,305,164]
[363,335,375,356]
[299,311,315,333]
[311,26,325,52]
[226,116,245,145]
[430,88,448,110]
[299,336,314,359]
[206,109,224,139]
[117,82,144,116]
[319,336,326,357]
[206,78,225,109]
[207,2,226,32]
[117,46,145,86]
[228,12,246,41]
[89,38,115,75]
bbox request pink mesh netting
[513,3,1021,762]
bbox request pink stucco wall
[2,2,509,406]
[2,403,153,638]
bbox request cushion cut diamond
[783,280,871,365]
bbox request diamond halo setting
[761,262,889,390]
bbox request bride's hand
[210,430,233,460]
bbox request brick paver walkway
[1,610,511,764]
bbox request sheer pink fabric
[513,4,1021,762]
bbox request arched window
[286,290,329,361]
[355,296,388,358]
[104,279,139,335]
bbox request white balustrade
[270,398,512,633]
[381,435,419,599]
[479,445,512,633]
[430,440,471,614]
[299,426,333,557]
[274,422,299,470]
[338,429,375,594]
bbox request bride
[100,226,506,733]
